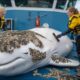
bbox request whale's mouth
[0,57,24,69]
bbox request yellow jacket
[56,14,80,38]
[0,16,5,29]
[68,14,80,33]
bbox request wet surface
[33,66,80,80]
[0,65,79,80]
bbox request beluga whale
[0,27,79,76]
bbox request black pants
[76,35,80,59]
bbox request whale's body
[0,28,79,76]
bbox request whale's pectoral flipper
[49,55,79,67]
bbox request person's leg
[76,35,80,61]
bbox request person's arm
[56,29,71,38]
[57,17,79,38]
[53,29,71,42]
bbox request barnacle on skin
[51,55,70,63]
[0,30,43,53]
[29,48,46,62]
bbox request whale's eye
[24,52,28,55]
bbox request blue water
[0,66,77,80]
[0,44,78,80]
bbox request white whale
[0,27,79,76]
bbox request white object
[0,28,79,76]
[42,23,49,28]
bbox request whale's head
[0,45,33,76]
